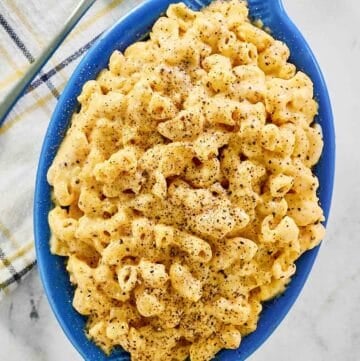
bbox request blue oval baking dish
[34,0,335,360]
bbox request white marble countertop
[1,0,360,360]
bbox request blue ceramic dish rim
[34,0,335,360]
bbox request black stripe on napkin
[26,33,101,94]
[0,246,22,286]
[0,261,36,290]
[0,13,60,99]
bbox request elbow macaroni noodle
[47,1,325,360]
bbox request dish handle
[247,0,287,22]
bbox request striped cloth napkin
[0,0,142,300]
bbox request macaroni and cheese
[47,1,325,360]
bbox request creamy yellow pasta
[47,1,325,360]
